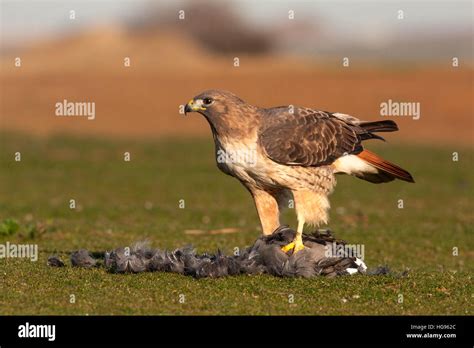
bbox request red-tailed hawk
[185,90,414,254]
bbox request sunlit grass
[0,132,472,315]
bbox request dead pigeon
[52,226,373,278]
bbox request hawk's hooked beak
[184,99,206,115]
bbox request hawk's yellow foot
[281,235,305,254]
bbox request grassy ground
[0,132,472,315]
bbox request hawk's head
[185,89,252,123]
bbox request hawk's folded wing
[259,108,364,167]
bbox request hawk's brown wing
[259,107,364,167]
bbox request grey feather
[70,249,97,268]
[52,226,378,278]
[47,255,65,267]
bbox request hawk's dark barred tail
[359,120,399,133]
[358,120,399,142]
[357,149,415,183]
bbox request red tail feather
[357,150,415,183]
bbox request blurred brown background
[1,0,472,145]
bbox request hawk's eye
[202,97,213,106]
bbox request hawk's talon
[281,240,305,254]
[281,241,296,253]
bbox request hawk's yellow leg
[281,219,305,254]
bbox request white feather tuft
[332,155,378,175]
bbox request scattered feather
[50,226,386,278]
[47,255,65,267]
[70,249,97,268]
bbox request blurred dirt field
[1,28,472,145]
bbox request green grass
[0,132,472,315]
